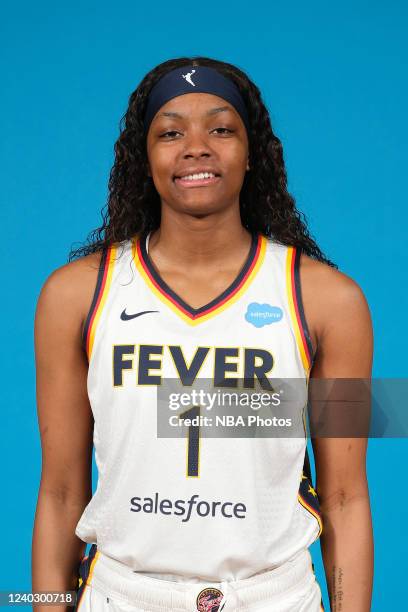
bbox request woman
[32,56,373,611]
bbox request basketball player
[32,57,373,611]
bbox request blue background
[1,1,406,609]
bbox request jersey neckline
[132,231,267,325]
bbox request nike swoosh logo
[120,309,159,321]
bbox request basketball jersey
[75,231,323,582]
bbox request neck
[148,208,253,265]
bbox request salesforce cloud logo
[245,302,283,328]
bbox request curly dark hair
[68,55,336,267]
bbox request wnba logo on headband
[182,69,197,87]
[143,65,250,135]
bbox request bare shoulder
[298,253,372,354]
[35,251,103,334]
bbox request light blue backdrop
[1,1,406,609]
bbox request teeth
[179,172,216,181]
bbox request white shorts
[75,544,324,612]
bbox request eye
[212,127,234,135]
[158,127,234,139]
[159,130,181,139]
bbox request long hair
[68,56,336,267]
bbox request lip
[174,175,221,188]
[173,167,221,179]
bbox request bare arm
[32,253,101,611]
[302,257,374,611]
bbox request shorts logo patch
[245,302,283,327]
[196,586,224,612]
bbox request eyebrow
[158,106,232,119]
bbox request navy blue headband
[143,65,250,135]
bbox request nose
[182,127,212,160]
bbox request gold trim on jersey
[85,245,117,360]
[132,233,267,326]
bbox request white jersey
[75,231,323,582]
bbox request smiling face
[146,92,249,217]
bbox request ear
[246,157,250,171]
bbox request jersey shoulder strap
[285,244,315,374]
[81,239,132,361]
